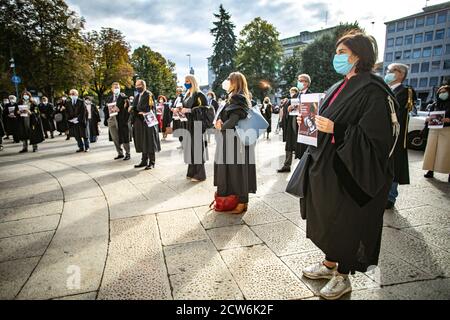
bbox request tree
[277,48,304,97]
[300,22,362,92]
[131,46,177,98]
[210,4,237,97]
[86,28,134,107]
[235,17,283,102]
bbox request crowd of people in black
[1,28,449,300]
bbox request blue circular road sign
[11,76,21,84]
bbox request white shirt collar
[390,83,402,91]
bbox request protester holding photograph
[17,91,45,153]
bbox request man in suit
[104,82,131,161]
[66,89,89,152]
[384,63,416,209]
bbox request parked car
[407,111,428,150]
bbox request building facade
[383,1,450,101]
[280,26,338,58]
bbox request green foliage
[210,4,237,97]
[277,48,304,98]
[235,17,283,101]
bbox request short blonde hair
[298,74,311,85]
[185,75,200,95]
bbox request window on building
[424,31,433,42]
[426,15,435,26]
[407,19,416,29]
[385,52,393,62]
[429,77,439,87]
[434,45,443,56]
[414,33,423,44]
[411,63,420,73]
[435,29,445,40]
[410,78,418,87]
[421,62,430,72]
[416,17,424,27]
[419,78,428,87]
[423,47,432,57]
[432,61,441,70]
[444,60,450,69]
[395,37,403,46]
[397,21,405,31]
[447,44,450,54]
[437,11,447,24]
[387,24,396,33]
[413,49,421,59]
[395,51,402,60]
[405,35,413,45]
[387,38,394,47]
[448,28,450,38]
[404,50,411,59]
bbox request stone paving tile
[220,245,314,300]
[0,180,63,209]
[0,214,60,239]
[98,215,171,300]
[342,288,402,300]
[0,231,53,262]
[0,257,40,299]
[157,208,208,246]
[241,198,286,226]
[164,240,243,300]
[251,220,317,256]
[388,278,450,300]
[261,193,299,214]
[281,250,379,296]
[400,225,450,253]
[382,227,450,278]
[384,205,450,229]
[282,212,307,231]
[55,172,103,201]
[54,291,97,300]
[207,225,263,250]
[0,201,63,223]
[194,206,244,230]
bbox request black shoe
[66,137,70,140]
[44,135,48,139]
[424,171,434,178]
[123,155,131,161]
[33,147,38,153]
[4,137,9,140]
[134,162,147,168]
[51,135,54,139]
[114,155,125,160]
[277,166,291,173]
[144,163,155,170]
[19,149,28,153]
[385,200,395,210]
[76,149,84,153]
[59,133,62,136]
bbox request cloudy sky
[66,0,447,86]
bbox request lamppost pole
[10,48,19,98]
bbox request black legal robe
[0,105,5,138]
[2,102,19,141]
[105,93,130,144]
[38,102,55,132]
[162,102,173,132]
[55,102,69,133]
[260,103,272,133]
[16,102,45,144]
[392,84,415,185]
[172,94,185,134]
[182,91,209,180]
[214,94,257,203]
[282,89,311,159]
[88,104,101,137]
[65,98,87,139]
[296,72,397,273]
[132,90,161,154]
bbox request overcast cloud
[66,0,447,86]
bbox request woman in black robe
[38,96,55,139]
[291,31,398,300]
[17,91,45,153]
[55,97,70,139]
[132,80,161,170]
[171,88,185,148]
[2,96,20,143]
[260,97,272,139]
[214,72,257,214]
[180,75,209,182]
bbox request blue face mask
[384,73,396,84]
[184,83,192,90]
[333,54,355,76]
[297,82,304,91]
[439,92,449,101]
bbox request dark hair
[336,30,378,73]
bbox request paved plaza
[0,119,449,300]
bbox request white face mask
[222,79,231,92]
[3,99,9,104]
[113,88,120,95]
[9,97,16,103]
[23,95,30,101]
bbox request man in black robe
[38,96,55,139]
[278,74,312,173]
[66,89,89,152]
[384,63,416,209]
[104,82,131,161]
[2,95,20,143]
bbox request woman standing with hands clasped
[290,30,399,300]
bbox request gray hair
[388,63,408,81]
[298,74,312,85]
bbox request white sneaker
[319,273,352,300]
[302,262,336,280]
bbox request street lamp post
[10,57,19,98]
